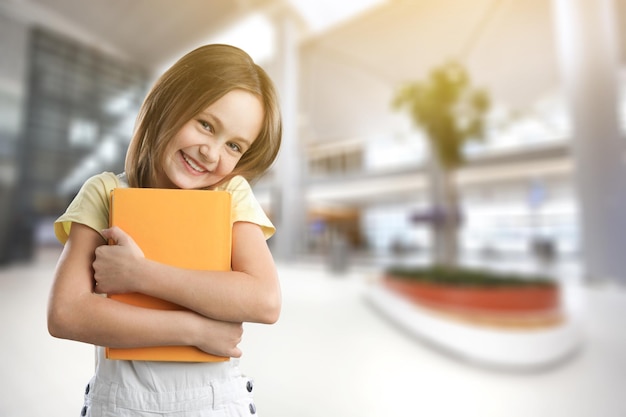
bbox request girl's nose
[199,144,219,165]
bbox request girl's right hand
[190,313,244,358]
[93,226,145,294]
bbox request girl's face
[154,89,264,189]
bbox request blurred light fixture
[208,12,275,63]
[286,0,386,33]
[96,135,119,165]
[104,92,134,116]
[68,118,98,147]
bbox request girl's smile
[155,89,264,189]
[180,151,210,174]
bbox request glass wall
[3,27,148,262]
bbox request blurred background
[0,0,625,416]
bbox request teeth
[182,153,205,172]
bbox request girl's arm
[47,223,244,357]
[92,221,281,324]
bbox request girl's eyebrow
[199,110,222,129]
[199,110,253,148]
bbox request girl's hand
[191,314,244,358]
[93,226,145,294]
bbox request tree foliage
[392,61,490,170]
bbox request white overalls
[80,347,257,417]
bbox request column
[552,0,626,284]
[270,7,304,261]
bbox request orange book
[106,187,232,362]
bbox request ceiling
[2,0,625,131]
[303,0,626,107]
[2,0,274,70]
[297,0,560,143]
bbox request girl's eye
[228,142,242,153]
[199,120,213,133]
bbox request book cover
[106,187,232,362]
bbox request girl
[48,44,282,416]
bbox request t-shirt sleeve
[221,176,276,240]
[54,172,119,245]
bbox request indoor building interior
[0,0,625,416]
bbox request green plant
[386,265,555,288]
[392,61,490,170]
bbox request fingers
[196,319,244,358]
[231,347,242,358]
[230,323,244,357]
[93,280,104,294]
[101,227,143,258]
[101,226,130,246]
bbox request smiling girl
[48,44,282,417]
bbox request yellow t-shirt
[54,172,275,244]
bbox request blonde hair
[125,44,282,188]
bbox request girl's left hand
[93,226,145,294]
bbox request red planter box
[384,275,559,312]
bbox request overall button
[249,403,256,414]
[246,380,254,392]
[80,405,88,416]
[85,384,90,395]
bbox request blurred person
[47,44,282,417]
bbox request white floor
[1,247,625,417]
